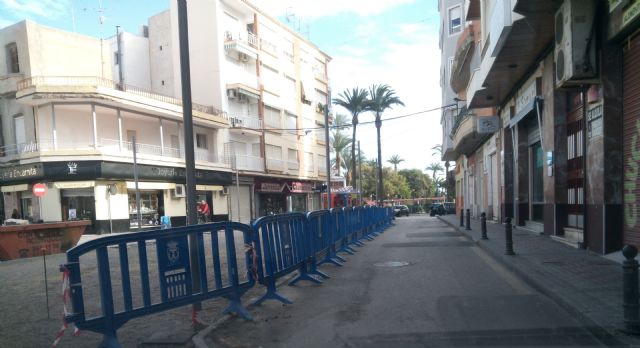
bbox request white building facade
[0,0,330,233]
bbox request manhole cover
[374,261,410,267]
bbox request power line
[255,104,447,133]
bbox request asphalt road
[204,215,614,348]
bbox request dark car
[429,203,446,216]
[393,205,410,217]
[443,202,456,214]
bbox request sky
[0,0,444,172]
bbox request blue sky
[0,0,444,172]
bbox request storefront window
[20,197,32,221]
[259,194,286,216]
[531,142,544,221]
[63,196,94,221]
[128,191,159,227]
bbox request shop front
[0,161,232,233]
[255,180,318,216]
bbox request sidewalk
[438,213,640,346]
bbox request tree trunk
[351,119,357,189]
[376,115,383,206]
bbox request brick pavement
[438,213,640,346]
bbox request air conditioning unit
[173,184,186,198]
[238,52,250,62]
[227,89,238,99]
[238,93,249,103]
[554,0,597,87]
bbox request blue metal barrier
[333,208,356,256]
[252,212,310,305]
[361,206,376,241]
[315,209,345,267]
[62,222,256,347]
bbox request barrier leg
[309,261,330,279]
[98,330,122,348]
[223,295,252,321]
[289,262,322,286]
[254,279,293,305]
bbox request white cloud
[251,0,415,20]
[1,0,70,19]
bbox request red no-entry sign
[32,183,47,197]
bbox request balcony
[468,0,562,108]
[266,157,285,172]
[16,76,229,126]
[224,30,258,61]
[0,138,230,168]
[287,160,299,171]
[450,23,475,94]
[0,73,24,94]
[229,114,262,135]
[233,154,265,172]
[450,108,493,156]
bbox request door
[530,141,544,222]
[14,115,25,151]
[566,92,584,229]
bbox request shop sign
[0,164,42,181]
[259,182,284,192]
[515,78,538,115]
[290,182,313,193]
[624,1,640,27]
[587,102,604,139]
[477,116,500,134]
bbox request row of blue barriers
[60,206,395,347]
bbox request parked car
[443,202,456,214]
[393,205,410,217]
[429,203,446,216]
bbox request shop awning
[1,184,28,192]
[126,182,176,190]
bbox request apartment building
[441,0,640,255]
[0,0,330,235]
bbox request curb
[437,216,627,346]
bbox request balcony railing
[288,160,299,170]
[230,115,263,129]
[234,154,265,172]
[224,30,258,49]
[266,158,284,171]
[0,138,229,166]
[450,106,471,138]
[17,76,226,119]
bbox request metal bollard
[504,217,515,255]
[481,212,488,240]
[460,209,464,227]
[623,245,640,334]
[465,209,471,230]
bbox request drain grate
[373,261,410,267]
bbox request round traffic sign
[33,183,47,197]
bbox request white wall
[148,10,175,97]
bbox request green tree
[426,162,444,181]
[398,169,434,198]
[330,130,351,177]
[365,84,404,205]
[383,167,411,200]
[387,154,404,171]
[333,87,368,187]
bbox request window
[264,106,282,128]
[266,144,282,159]
[14,115,25,146]
[6,43,19,73]
[448,5,462,35]
[288,148,298,169]
[196,133,208,149]
[286,112,297,133]
[114,52,119,65]
[251,143,261,156]
[304,152,314,172]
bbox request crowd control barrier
[61,222,255,347]
[252,213,312,305]
[59,206,396,346]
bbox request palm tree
[387,154,404,171]
[426,162,444,181]
[366,84,404,205]
[333,87,369,188]
[330,130,351,177]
